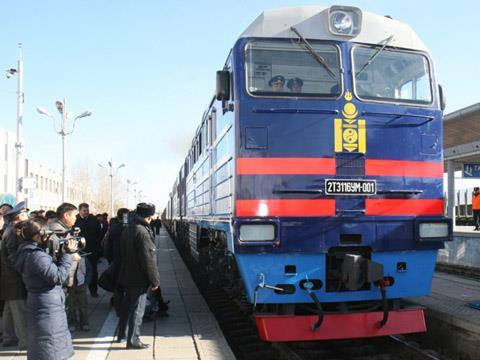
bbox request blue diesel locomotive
[164,5,451,341]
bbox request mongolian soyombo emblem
[334,91,366,153]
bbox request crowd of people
[0,200,165,359]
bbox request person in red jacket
[472,187,480,230]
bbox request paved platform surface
[410,271,480,334]
[437,225,480,268]
[0,228,235,360]
[408,271,480,358]
[453,225,480,236]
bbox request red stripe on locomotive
[365,159,443,178]
[237,157,443,178]
[236,199,336,217]
[237,157,336,175]
[365,199,444,216]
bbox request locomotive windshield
[352,46,432,105]
[245,40,341,97]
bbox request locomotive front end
[231,5,451,341]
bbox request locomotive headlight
[332,12,352,32]
[417,220,452,242]
[419,223,449,238]
[328,6,362,36]
[239,224,275,242]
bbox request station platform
[453,225,480,234]
[437,225,480,269]
[408,271,480,359]
[0,228,235,360]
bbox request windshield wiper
[355,35,394,78]
[290,26,336,79]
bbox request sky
[1,0,479,209]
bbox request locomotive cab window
[245,40,341,97]
[352,46,432,105]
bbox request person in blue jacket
[14,217,78,360]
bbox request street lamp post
[5,44,24,202]
[126,179,137,209]
[99,161,125,217]
[37,101,92,202]
[133,188,137,205]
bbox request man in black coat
[153,216,161,235]
[103,208,129,315]
[117,203,160,349]
[74,203,102,297]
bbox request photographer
[48,204,90,331]
[14,218,77,360]
[49,203,78,254]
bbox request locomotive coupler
[253,273,285,307]
[303,276,324,331]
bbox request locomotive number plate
[325,179,376,195]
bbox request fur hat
[136,202,156,218]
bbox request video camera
[47,227,86,253]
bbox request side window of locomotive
[353,46,432,105]
[245,40,341,97]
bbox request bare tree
[70,163,127,216]
[94,167,126,217]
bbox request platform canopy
[443,102,480,219]
[444,103,480,169]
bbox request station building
[0,127,92,210]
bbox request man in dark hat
[117,203,160,349]
[287,77,303,93]
[3,202,27,221]
[1,201,28,349]
[269,75,285,92]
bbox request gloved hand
[64,239,78,254]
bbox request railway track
[170,231,449,360]
[273,334,446,360]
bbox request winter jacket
[0,222,27,300]
[104,222,125,284]
[118,214,160,288]
[14,240,74,360]
[74,214,101,255]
